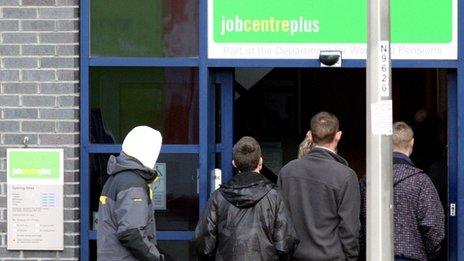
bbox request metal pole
[366,0,394,257]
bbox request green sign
[8,150,61,180]
[213,0,452,43]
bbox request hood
[107,153,159,182]
[219,172,273,208]
[393,163,422,186]
[122,126,162,169]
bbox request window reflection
[90,67,199,144]
[91,0,199,57]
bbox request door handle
[211,168,222,193]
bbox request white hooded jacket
[97,126,164,261]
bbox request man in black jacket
[194,136,298,261]
[278,112,360,260]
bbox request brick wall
[0,0,79,259]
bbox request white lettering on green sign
[220,16,320,36]
[208,0,457,59]
[8,150,60,180]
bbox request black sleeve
[194,192,219,260]
[337,173,361,261]
[117,228,164,261]
[273,192,299,261]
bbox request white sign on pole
[7,149,64,250]
[371,100,393,136]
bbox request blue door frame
[80,0,464,259]
[448,70,458,261]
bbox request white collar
[314,145,337,154]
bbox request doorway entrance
[230,68,450,259]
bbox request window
[91,0,199,57]
[90,67,199,144]
[82,0,207,259]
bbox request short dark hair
[393,121,414,150]
[233,136,261,172]
[310,111,339,145]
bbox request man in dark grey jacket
[97,126,164,261]
[278,112,360,260]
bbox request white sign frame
[7,148,64,251]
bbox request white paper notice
[379,41,391,97]
[151,163,167,210]
[371,100,393,135]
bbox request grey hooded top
[97,153,164,261]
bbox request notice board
[7,148,64,250]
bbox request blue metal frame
[89,57,199,67]
[86,144,200,154]
[198,0,211,213]
[458,65,464,261]
[448,70,458,261]
[80,0,462,259]
[217,70,234,182]
[206,59,459,68]
[79,0,90,259]
[198,65,211,210]
[79,0,212,260]
[455,0,464,258]
[88,231,194,241]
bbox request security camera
[319,51,342,67]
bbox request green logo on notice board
[213,0,453,44]
[8,150,61,179]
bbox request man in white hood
[97,126,164,261]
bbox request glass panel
[91,0,199,57]
[155,154,199,231]
[90,153,199,232]
[158,241,195,261]
[90,67,199,144]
